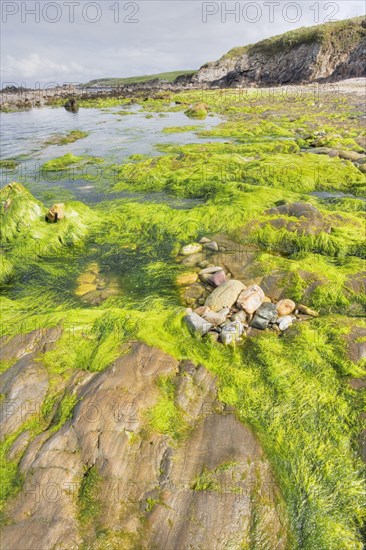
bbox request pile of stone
[181,240,318,345]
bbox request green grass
[219,16,366,61]
[84,70,196,87]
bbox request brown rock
[46,203,65,223]
[276,299,296,317]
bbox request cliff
[191,17,366,86]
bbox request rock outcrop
[1,338,288,549]
[191,17,366,87]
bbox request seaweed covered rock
[266,202,332,236]
[185,102,208,119]
[0,182,44,241]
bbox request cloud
[2,53,91,81]
[1,0,365,85]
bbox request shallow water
[1,105,222,206]
[311,191,365,202]
[1,105,223,160]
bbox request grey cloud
[1,0,365,86]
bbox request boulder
[46,203,65,223]
[237,285,265,314]
[205,280,245,312]
[276,299,296,317]
[250,303,278,330]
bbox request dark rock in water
[251,303,278,330]
[64,98,79,112]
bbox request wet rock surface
[266,202,332,236]
[1,342,287,550]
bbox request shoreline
[1,77,365,112]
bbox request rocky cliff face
[0,334,288,549]
[192,17,366,87]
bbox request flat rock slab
[1,342,287,550]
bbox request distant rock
[184,103,208,119]
[64,98,79,112]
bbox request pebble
[180,243,202,256]
[231,310,247,323]
[251,303,278,330]
[203,241,219,252]
[199,237,211,244]
[207,270,228,287]
[276,299,296,317]
[202,307,230,326]
[297,304,319,317]
[205,280,246,312]
[277,316,293,331]
[237,285,265,314]
[220,321,244,345]
[184,312,213,336]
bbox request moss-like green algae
[0,86,365,548]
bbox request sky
[1,0,365,86]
